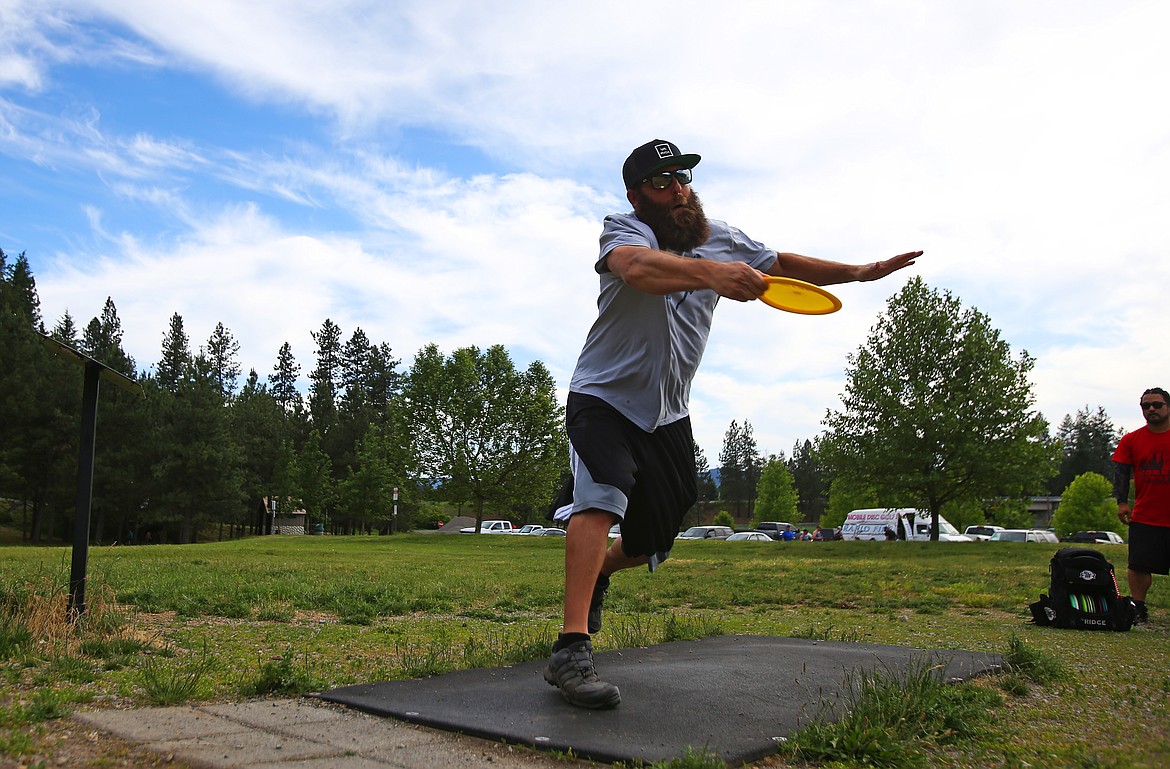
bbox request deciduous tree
[754,456,799,525]
[1051,471,1121,539]
[404,344,565,530]
[822,277,1058,539]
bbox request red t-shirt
[1112,426,1170,527]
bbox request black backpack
[1029,547,1135,631]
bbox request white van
[840,508,973,542]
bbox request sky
[2,0,1168,462]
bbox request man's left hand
[858,251,923,281]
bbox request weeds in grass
[0,570,128,659]
[243,649,327,696]
[606,613,723,649]
[138,641,212,705]
[0,727,34,760]
[646,746,725,768]
[661,613,723,642]
[462,626,555,668]
[788,623,862,643]
[0,687,80,727]
[782,656,1002,768]
[44,652,97,684]
[255,600,296,623]
[1002,633,1070,686]
[0,613,32,658]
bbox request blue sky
[3,0,1168,460]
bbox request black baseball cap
[622,139,701,189]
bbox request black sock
[554,632,590,651]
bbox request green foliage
[404,344,566,526]
[1052,472,1120,538]
[1050,406,1120,496]
[1003,634,1070,685]
[788,438,828,522]
[711,510,735,527]
[940,496,1031,532]
[138,642,213,705]
[244,649,327,696]
[0,614,32,659]
[2,252,576,544]
[824,475,878,526]
[0,687,77,726]
[784,657,1002,767]
[753,456,798,525]
[694,441,718,503]
[646,747,725,769]
[718,420,762,516]
[822,277,1060,530]
[3,537,1170,766]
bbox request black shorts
[1128,521,1170,575]
[553,392,697,564]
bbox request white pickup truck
[459,519,516,534]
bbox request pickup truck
[459,520,516,534]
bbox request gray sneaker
[543,639,621,709]
[588,573,610,634]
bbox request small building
[274,510,307,535]
[261,497,308,535]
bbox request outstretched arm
[770,250,922,285]
[606,245,767,302]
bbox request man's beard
[632,189,711,253]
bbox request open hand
[858,251,922,282]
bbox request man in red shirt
[1112,387,1170,624]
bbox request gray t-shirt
[569,211,776,432]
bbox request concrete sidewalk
[75,698,586,769]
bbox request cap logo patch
[654,143,675,159]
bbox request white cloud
[8,0,1170,459]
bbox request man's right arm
[1114,460,1133,523]
[605,246,766,301]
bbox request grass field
[1,533,1168,767]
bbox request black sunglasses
[642,168,692,190]
[1141,401,1167,410]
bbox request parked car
[1066,530,1125,545]
[459,520,516,534]
[608,524,622,538]
[514,524,545,536]
[989,529,1059,543]
[726,531,772,542]
[753,521,794,540]
[964,525,1005,542]
[676,525,734,540]
[539,527,567,536]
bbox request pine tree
[269,342,302,415]
[308,318,342,434]
[1049,407,1119,495]
[204,322,242,402]
[718,420,762,516]
[156,312,191,392]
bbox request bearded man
[543,139,922,709]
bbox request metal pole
[68,362,101,620]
